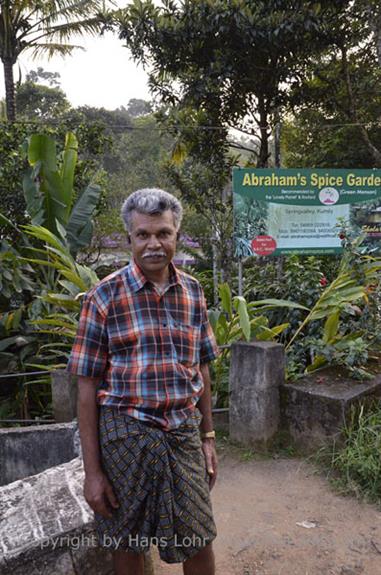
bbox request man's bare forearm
[77,376,103,477]
[198,363,214,433]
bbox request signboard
[233,168,381,257]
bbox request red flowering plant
[286,233,381,379]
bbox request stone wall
[0,458,113,575]
[281,375,381,450]
[0,421,79,486]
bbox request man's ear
[176,232,180,241]
[126,234,131,244]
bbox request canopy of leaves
[117,0,346,167]
[16,82,70,120]
[283,0,381,168]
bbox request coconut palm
[0,0,106,121]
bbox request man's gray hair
[121,188,183,233]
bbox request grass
[316,400,381,506]
[216,401,381,508]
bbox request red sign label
[251,235,277,256]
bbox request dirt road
[153,445,381,575]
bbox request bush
[328,402,381,504]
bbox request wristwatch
[201,430,216,440]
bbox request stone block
[51,370,77,423]
[0,421,79,486]
[0,458,117,575]
[229,341,285,446]
[0,457,157,574]
[280,374,381,450]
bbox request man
[67,188,219,575]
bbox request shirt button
[163,322,167,327]
[165,352,170,356]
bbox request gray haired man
[68,188,219,574]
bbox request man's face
[128,210,178,279]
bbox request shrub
[328,402,381,504]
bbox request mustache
[142,252,166,258]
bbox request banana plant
[23,132,102,257]
[208,283,309,405]
[20,223,99,368]
[209,283,308,346]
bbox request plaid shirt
[67,260,219,430]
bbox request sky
[0,26,151,110]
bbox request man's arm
[198,363,218,490]
[78,377,119,518]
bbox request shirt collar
[128,258,186,293]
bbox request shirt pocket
[168,315,201,367]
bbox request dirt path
[153,447,381,575]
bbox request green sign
[233,168,381,257]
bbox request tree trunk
[257,95,269,168]
[274,109,281,169]
[2,57,16,122]
[367,1,381,68]
[219,183,233,285]
[212,238,219,307]
[341,45,381,167]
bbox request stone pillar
[229,341,285,446]
[51,370,77,423]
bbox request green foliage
[0,123,105,420]
[186,268,215,308]
[208,282,307,406]
[327,402,381,504]
[307,335,372,380]
[0,241,35,311]
[244,254,340,333]
[282,1,381,168]
[0,0,107,120]
[0,222,99,419]
[26,67,61,87]
[0,120,110,242]
[16,82,70,120]
[117,0,341,167]
[165,154,234,279]
[23,224,99,299]
[0,122,30,239]
[116,0,347,284]
[126,98,152,118]
[23,132,102,256]
[286,241,381,351]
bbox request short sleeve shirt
[67,260,219,429]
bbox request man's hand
[201,438,218,490]
[84,471,119,519]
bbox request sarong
[95,406,217,563]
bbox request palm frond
[28,42,83,59]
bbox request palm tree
[0,0,106,121]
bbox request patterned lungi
[95,406,217,563]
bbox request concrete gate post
[229,341,285,446]
[51,370,78,422]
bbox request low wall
[0,457,112,575]
[280,374,381,450]
[0,421,79,486]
